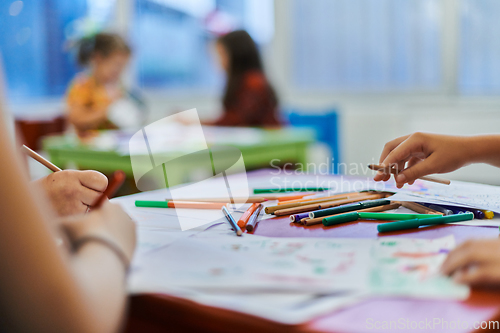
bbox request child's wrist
[466,135,496,164]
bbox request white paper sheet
[129,234,467,298]
[113,173,476,325]
[382,179,500,213]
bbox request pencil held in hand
[92,170,126,208]
[368,164,451,185]
[22,145,61,172]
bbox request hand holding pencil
[373,132,468,188]
[23,144,111,216]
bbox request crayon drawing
[130,234,468,300]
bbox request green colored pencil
[377,212,474,233]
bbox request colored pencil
[325,211,470,228]
[322,212,360,226]
[481,210,494,219]
[277,191,360,205]
[237,203,261,229]
[164,197,267,204]
[401,202,444,215]
[21,145,61,172]
[246,204,263,232]
[265,194,351,214]
[272,194,312,202]
[290,212,311,222]
[273,193,387,216]
[357,212,440,220]
[92,170,126,208]
[368,164,451,185]
[302,203,401,226]
[253,187,329,194]
[377,212,474,233]
[309,199,391,219]
[427,204,453,216]
[136,200,227,209]
[425,203,484,219]
[253,194,308,202]
[222,206,242,236]
[21,145,125,210]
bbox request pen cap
[135,200,170,208]
[290,212,311,222]
[323,212,359,227]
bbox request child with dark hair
[212,30,281,127]
[66,33,131,137]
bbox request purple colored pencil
[290,212,311,222]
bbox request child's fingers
[405,158,421,185]
[406,156,421,169]
[441,240,491,275]
[380,136,424,169]
[373,170,393,182]
[394,154,440,185]
[378,135,410,164]
[453,264,500,286]
[373,171,386,182]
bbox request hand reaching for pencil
[33,170,108,216]
[373,133,471,188]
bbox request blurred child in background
[211,30,281,127]
[66,33,132,138]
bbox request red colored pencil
[92,170,126,208]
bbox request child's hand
[34,170,108,216]
[373,133,470,188]
[441,239,500,286]
[61,202,136,264]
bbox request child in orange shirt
[66,33,131,137]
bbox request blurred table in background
[42,126,315,192]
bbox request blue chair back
[285,109,340,173]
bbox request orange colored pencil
[273,193,387,216]
[275,194,311,202]
[237,203,261,229]
[258,194,310,202]
[277,191,360,205]
[169,201,228,209]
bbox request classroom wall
[267,0,500,184]
[334,99,500,185]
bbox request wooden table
[124,172,500,333]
